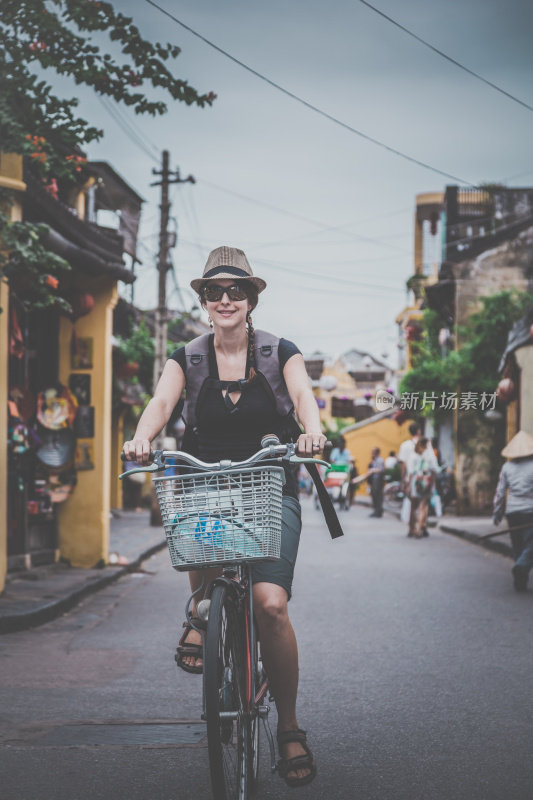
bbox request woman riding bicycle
[122,246,324,788]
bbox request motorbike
[315,463,351,511]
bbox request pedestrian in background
[493,430,533,593]
[384,450,400,483]
[368,446,385,518]
[329,436,353,466]
[385,450,398,470]
[407,436,438,537]
[398,423,421,488]
[398,423,421,528]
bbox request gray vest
[182,330,296,429]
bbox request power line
[98,96,160,163]
[100,95,160,161]
[253,257,405,295]
[232,206,413,250]
[143,0,473,185]
[199,179,411,253]
[502,168,533,183]
[97,93,413,254]
[357,0,533,115]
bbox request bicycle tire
[247,622,261,795]
[205,583,249,800]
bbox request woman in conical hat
[493,430,533,592]
[501,430,533,460]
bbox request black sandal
[277,728,317,788]
[175,621,203,674]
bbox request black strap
[305,462,344,539]
[284,415,344,540]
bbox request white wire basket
[153,466,285,571]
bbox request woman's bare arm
[123,359,185,463]
[283,353,326,455]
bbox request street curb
[0,539,167,635]
[439,524,512,559]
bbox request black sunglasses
[202,283,249,302]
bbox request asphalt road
[1,499,533,800]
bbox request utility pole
[150,151,196,394]
[149,151,195,524]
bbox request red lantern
[117,361,139,378]
[69,292,95,321]
[496,377,516,404]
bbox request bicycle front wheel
[205,583,249,800]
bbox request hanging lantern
[117,361,139,378]
[69,292,95,322]
[496,377,516,404]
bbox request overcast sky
[78,0,533,363]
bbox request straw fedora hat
[501,430,533,459]
[190,246,266,294]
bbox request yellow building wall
[57,281,118,567]
[343,417,413,494]
[110,408,125,509]
[316,358,359,430]
[0,153,25,593]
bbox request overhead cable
[357,0,533,115]
[98,96,160,163]
[143,0,472,185]
[199,179,410,253]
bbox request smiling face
[202,279,252,331]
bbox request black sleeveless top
[170,335,301,497]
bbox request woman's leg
[180,567,221,670]
[253,581,310,782]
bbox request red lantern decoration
[496,377,516,404]
[117,361,139,378]
[69,292,95,322]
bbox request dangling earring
[208,314,213,328]
[246,311,252,328]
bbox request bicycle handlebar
[119,437,330,479]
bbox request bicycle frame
[119,437,329,795]
[186,563,277,774]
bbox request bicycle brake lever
[287,456,330,468]
[119,449,165,480]
[119,462,161,480]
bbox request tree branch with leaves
[0,0,216,310]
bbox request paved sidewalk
[358,494,513,557]
[439,516,512,558]
[0,510,166,634]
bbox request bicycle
[120,435,327,800]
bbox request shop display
[75,440,95,471]
[9,385,36,422]
[37,385,78,430]
[69,374,91,406]
[70,334,94,369]
[75,405,95,438]
[36,428,76,469]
